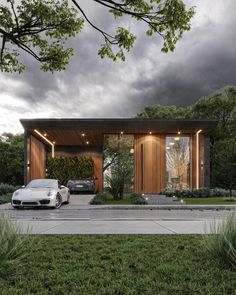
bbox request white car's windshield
[26,179,58,189]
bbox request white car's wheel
[54,193,62,209]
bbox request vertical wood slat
[30,135,46,180]
[160,135,166,191]
[192,134,196,188]
[199,134,205,188]
[134,135,163,193]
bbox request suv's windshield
[27,179,57,189]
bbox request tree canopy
[0,0,195,73]
[0,133,24,185]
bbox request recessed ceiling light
[82,133,85,137]
[120,131,124,135]
[86,141,89,145]
[178,131,181,135]
[53,141,55,144]
[149,131,152,135]
[44,133,47,137]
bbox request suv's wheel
[54,193,62,209]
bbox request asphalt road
[1,194,235,234]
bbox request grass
[0,193,12,204]
[104,195,133,204]
[179,197,236,205]
[0,214,31,276]
[0,235,236,294]
[204,213,236,269]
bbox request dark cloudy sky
[0,0,236,133]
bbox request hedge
[160,188,236,198]
[46,156,94,185]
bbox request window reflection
[166,136,190,190]
[103,135,134,192]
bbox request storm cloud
[0,0,236,133]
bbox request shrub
[90,192,111,205]
[203,213,236,269]
[161,188,235,198]
[129,193,147,205]
[0,214,31,275]
[0,183,16,196]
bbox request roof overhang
[20,118,218,146]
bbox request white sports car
[11,179,70,209]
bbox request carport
[20,118,217,193]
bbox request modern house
[20,118,217,193]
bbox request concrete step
[144,194,185,205]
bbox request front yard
[0,235,235,295]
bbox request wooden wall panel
[199,134,205,188]
[134,135,163,194]
[191,134,197,188]
[30,135,46,180]
[160,135,166,191]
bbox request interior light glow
[170,142,175,145]
[44,133,47,137]
[82,133,85,137]
[149,131,152,135]
[166,146,170,150]
[174,137,180,140]
[120,131,124,135]
[130,148,134,154]
[34,129,55,158]
[196,129,202,189]
[86,141,89,145]
[178,131,181,135]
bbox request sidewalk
[19,218,218,235]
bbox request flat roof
[20,118,217,146]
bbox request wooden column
[30,135,46,180]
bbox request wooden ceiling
[20,118,218,146]
[34,130,103,146]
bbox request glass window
[103,135,134,193]
[166,136,191,190]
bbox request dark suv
[67,178,98,194]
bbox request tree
[0,133,24,185]
[136,103,192,118]
[0,0,195,73]
[103,135,134,199]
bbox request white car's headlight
[13,191,20,197]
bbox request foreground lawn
[0,193,12,204]
[0,235,236,295]
[180,197,236,205]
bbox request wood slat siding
[199,134,205,188]
[191,134,197,188]
[135,135,165,194]
[30,135,46,180]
